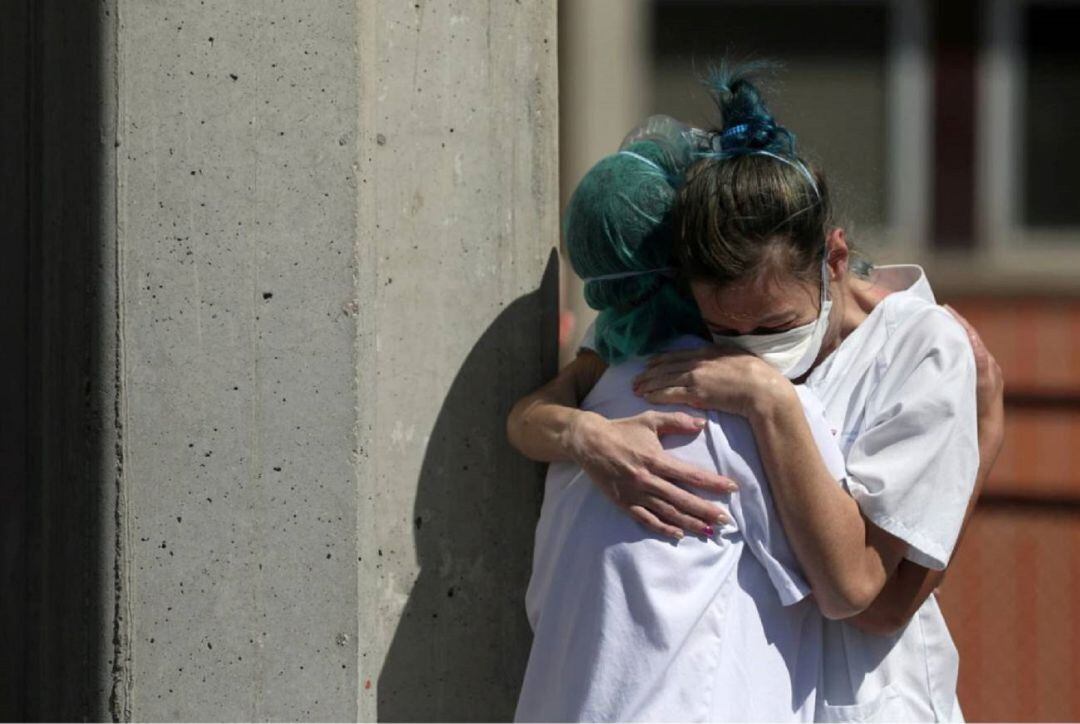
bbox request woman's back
[516,335,847,722]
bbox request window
[647,0,931,257]
[980,0,1080,263]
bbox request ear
[825,227,849,281]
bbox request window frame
[976,0,1080,275]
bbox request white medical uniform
[534,263,979,722]
[804,264,979,722]
[515,334,849,722]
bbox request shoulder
[879,293,975,374]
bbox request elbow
[817,576,881,621]
[851,608,910,636]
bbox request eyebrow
[704,310,798,333]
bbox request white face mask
[710,256,833,380]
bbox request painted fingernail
[702,525,715,537]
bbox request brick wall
[936,295,1080,720]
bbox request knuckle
[633,470,658,491]
[638,452,661,470]
[650,499,676,518]
[677,469,701,487]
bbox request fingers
[627,492,729,541]
[645,411,707,436]
[621,462,733,535]
[649,481,732,527]
[645,348,712,368]
[642,387,698,407]
[944,304,988,360]
[944,303,1001,390]
[635,360,697,386]
[645,451,738,496]
[635,370,696,396]
[645,344,748,368]
[640,495,720,537]
[627,505,685,541]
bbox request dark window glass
[649,1,890,228]
[1023,4,1080,227]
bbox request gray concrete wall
[3,1,557,720]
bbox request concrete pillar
[3,1,557,720]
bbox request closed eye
[708,323,798,336]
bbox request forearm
[508,393,597,463]
[506,352,607,463]
[749,384,901,619]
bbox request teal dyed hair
[564,124,706,364]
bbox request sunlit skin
[631,228,873,409]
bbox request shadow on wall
[379,251,560,722]
[0,0,112,720]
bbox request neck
[837,276,870,339]
[819,275,868,361]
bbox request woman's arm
[506,351,738,539]
[848,305,1005,634]
[634,308,984,622]
[748,379,910,619]
[633,350,909,619]
[506,350,609,463]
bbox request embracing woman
[509,66,1004,722]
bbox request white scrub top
[515,334,849,722]
[805,264,979,722]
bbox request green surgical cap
[564,119,706,363]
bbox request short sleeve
[843,309,979,570]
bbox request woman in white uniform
[512,131,852,721]
[508,67,1005,721]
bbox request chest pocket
[815,682,913,722]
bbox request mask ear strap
[820,247,830,307]
[617,150,665,174]
[583,267,677,283]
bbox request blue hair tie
[720,123,750,141]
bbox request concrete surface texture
[3,0,557,721]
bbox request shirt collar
[868,264,935,304]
